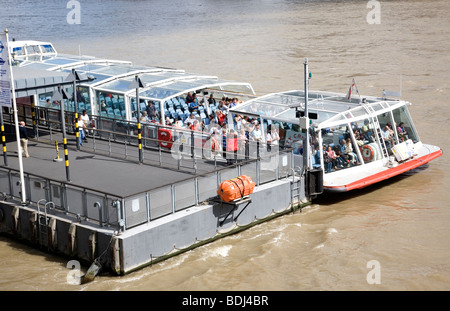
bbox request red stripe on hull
[324,149,443,192]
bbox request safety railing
[1,105,301,231]
[0,166,122,228]
[0,149,296,232]
[121,147,295,229]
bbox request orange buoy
[217,175,255,202]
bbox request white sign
[0,34,11,107]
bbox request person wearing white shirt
[251,123,263,142]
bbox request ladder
[363,104,389,158]
[371,116,389,158]
[289,166,302,205]
[37,200,50,248]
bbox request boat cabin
[229,89,442,191]
[9,40,256,127]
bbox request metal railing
[1,104,301,231]
[0,166,122,228]
[0,150,296,231]
[120,148,295,229]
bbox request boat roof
[10,40,255,103]
[229,89,409,128]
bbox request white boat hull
[323,143,443,192]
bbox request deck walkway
[1,124,224,198]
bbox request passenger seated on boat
[323,152,333,173]
[382,124,394,149]
[325,146,339,171]
[333,145,348,168]
[186,92,194,104]
[208,113,218,126]
[344,138,358,165]
[396,122,409,142]
[337,140,350,165]
[189,101,198,113]
[184,113,196,125]
[140,111,149,123]
[100,100,107,112]
[353,129,365,146]
[229,97,239,109]
[221,98,231,113]
[208,94,216,106]
[361,119,373,141]
[216,110,226,127]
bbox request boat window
[12,47,25,56]
[322,120,386,173]
[392,106,419,143]
[61,84,75,112]
[376,112,394,134]
[273,121,302,151]
[130,97,148,121]
[59,84,91,113]
[97,91,126,119]
[39,92,54,107]
[41,44,55,54]
[62,85,92,113]
[25,45,40,55]
[351,119,382,163]
[27,55,43,62]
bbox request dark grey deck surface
[1,126,219,198]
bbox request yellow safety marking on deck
[138,123,141,129]
[138,134,141,139]
[139,144,142,149]
[2,137,5,142]
[65,160,69,166]
[63,138,67,144]
[1,126,4,131]
[64,149,68,156]
[76,132,79,137]
[3,147,6,152]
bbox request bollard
[75,111,80,150]
[0,108,7,166]
[53,140,63,162]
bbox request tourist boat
[2,39,443,276]
[229,89,443,192]
[8,40,443,193]
[8,39,257,129]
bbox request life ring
[360,144,375,162]
[158,128,173,149]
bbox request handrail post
[112,199,125,232]
[194,177,199,206]
[171,184,175,214]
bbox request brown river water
[0,0,449,291]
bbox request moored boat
[8,40,443,193]
[229,88,443,192]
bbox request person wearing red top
[216,110,226,126]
